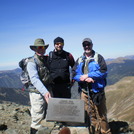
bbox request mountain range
[0,55,134,133]
[0,55,134,88]
[106,58,134,85]
[0,68,22,88]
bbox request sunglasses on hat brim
[36,46,46,49]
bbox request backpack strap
[33,57,39,69]
[78,55,86,64]
[48,51,53,63]
[78,52,99,64]
[27,56,38,67]
[93,52,99,63]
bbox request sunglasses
[37,46,45,49]
[82,43,92,47]
[55,42,64,46]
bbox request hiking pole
[86,82,95,134]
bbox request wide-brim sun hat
[30,38,49,50]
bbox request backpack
[19,56,52,90]
[19,56,36,89]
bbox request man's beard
[84,48,92,53]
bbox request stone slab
[46,98,85,123]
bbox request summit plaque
[46,98,85,123]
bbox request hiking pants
[81,91,111,134]
[29,92,47,130]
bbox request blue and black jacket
[72,50,107,93]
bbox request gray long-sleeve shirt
[27,61,48,96]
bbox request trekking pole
[86,82,95,134]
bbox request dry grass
[105,76,134,122]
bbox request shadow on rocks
[0,124,7,131]
[109,121,134,134]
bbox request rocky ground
[0,101,134,134]
[0,101,30,134]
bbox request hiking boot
[30,127,38,134]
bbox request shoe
[30,127,38,134]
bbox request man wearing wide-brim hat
[27,38,51,134]
[30,38,49,50]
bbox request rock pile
[0,101,134,134]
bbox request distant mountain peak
[106,55,134,65]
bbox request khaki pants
[29,92,47,130]
[81,91,111,134]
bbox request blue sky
[0,0,134,70]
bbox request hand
[85,77,94,83]
[80,74,88,81]
[44,92,51,103]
